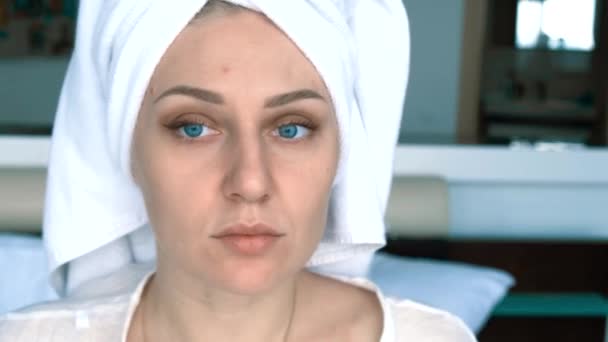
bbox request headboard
[0,164,451,238]
[0,167,46,233]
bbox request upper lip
[212,223,284,238]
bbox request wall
[0,58,69,126]
[399,0,465,144]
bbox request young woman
[0,1,476,341]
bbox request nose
[222,135,272,204]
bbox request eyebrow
[154,85,223,105]
[154,85,326,108]
[264,89,325,107]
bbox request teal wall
[399,0,465,144]
[0,58,68,127]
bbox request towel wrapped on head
[43,0,410,295]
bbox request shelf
[493,292,608,317]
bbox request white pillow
[368,252,514,333]
[0,233,58,314]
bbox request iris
[278,124,298,139]
[181,124,205,138]
[278,123,309,139]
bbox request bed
[0,163,514,336]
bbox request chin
[215,259,294,295]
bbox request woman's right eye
[177,123,214,139]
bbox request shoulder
[388,298,477,342]
[0,293,132,341]
[298,272,383,341]
[312,273,476,342]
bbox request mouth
[212,223,284,238]
[211,223,284,256]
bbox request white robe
[0,264,476,342]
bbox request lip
[212,223,284,256]
[212,223,284,238]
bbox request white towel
[43,0,410,295]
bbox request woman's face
[131,9,339,295]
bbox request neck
[141,265,300,342]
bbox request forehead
[150,10,327,95]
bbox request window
[516,0,596,51]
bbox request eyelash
[285,119,314,128]
[164,116,318,142]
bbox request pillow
[0,233,58,314]
[0,233,513,333]
[368,252,515,333]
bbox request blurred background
[1,0,608,341]
[0,0,606,148]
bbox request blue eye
[277,123,310,139]
[178,123,212,138]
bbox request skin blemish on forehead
[221,65,231,74]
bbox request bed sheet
[0,233,58,314]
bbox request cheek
[136,143,220,244]
[139,161,223,274]
[284,172,333,268]
[278,146,337,248]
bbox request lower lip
[215,234,281,256]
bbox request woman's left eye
[177,123,214,139]
[275,123,311,140]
